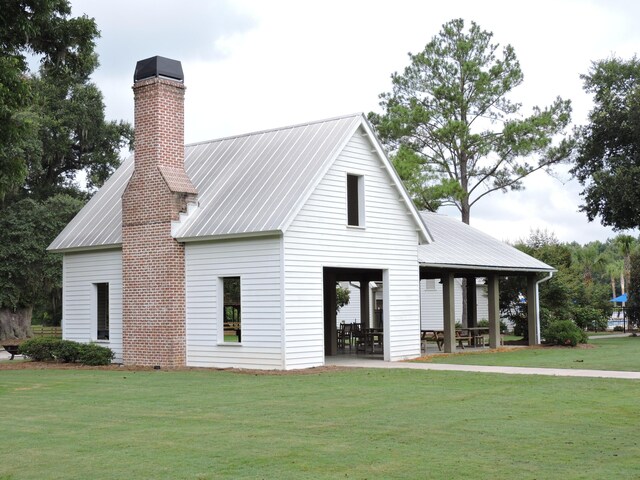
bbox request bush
[77,343,114,365]
[477,319,509,333]
[613,325,624,332]
[18,337,59,362]
[19,338,113,365]
[572,306,609,332]
[543,320,589,347]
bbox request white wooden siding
[336,282,361,324]
[62,249,123,362]
[185,235,283,369]
[284,129,421,368]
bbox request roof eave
[419,262,556,274]
[48,243,122,254]
[176,230,283,243]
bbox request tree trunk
[460,199,471,325]
[0,307,33,343]
[624,254,631,299]
[610,275,616,300]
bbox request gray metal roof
[50,113,429,251]
[48,156,134,251]
[418,212,554,273]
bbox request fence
[31,326,62,338]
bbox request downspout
[535,272,554,343]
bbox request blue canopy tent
[610,294,629,332]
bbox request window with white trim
[220,276,241,343]
[95,283,109,340]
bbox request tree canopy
[0,0,132,327]
[369,18,573,223]
[0,0,103,200]
[572,56,640,230]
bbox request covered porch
[417,212,556,353]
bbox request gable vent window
[346,174,364,227]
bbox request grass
[0,366,639,479]
[421,336,640,371]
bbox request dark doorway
[323,267,383,357]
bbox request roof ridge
[185,112,364,147]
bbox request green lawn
[1,366,638,479]
[421,336,640,371]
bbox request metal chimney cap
[134,56,184,83]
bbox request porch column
[442,273,456,353]
[360,275,371,330]
[323,271,337,356]
[466,276,478,328]
[487,274,500,348]
[527,274,539,345]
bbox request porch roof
[418,212,555,276]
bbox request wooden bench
[421,330,444,351]
[455,330,473,349]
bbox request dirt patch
[542,343,596,349]
[0,360,348,375]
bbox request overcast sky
[68,0,640,245]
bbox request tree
[0,1,132,339]
[628,251,640,330]
[505,233,574,338]
[572,242,607,286]
[0,0,100,200]
[369,18,573,223]
[0,195,84,341]
[572,56,640,229]
[615,234,635,296]
[19,65,131,200]
[336,283,351,314]
[605,259,624,300]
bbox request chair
[337,323,351,350]
[352,323,366,352]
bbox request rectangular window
[221,277,241,343]
[347,174,364,227]
[96,283,109,340]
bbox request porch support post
[442,273,456,353]
[360,275,370,330]
[466,276,478,328]
[488,274,500,348]
[323,270,337,356]
[527,274,539,345]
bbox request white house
[49,56,431,370]
[49,56,554,369]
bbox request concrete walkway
[326,356,640,380]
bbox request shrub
[572,306,609,332]
[477,319,509,333]
[613,325,624,332]
[18,337,59,361]
[77,343,114,365]
[19,338,113,365]
[543,320,589,347]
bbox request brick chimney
[121,56,197,367]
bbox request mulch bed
[0,359,347,375]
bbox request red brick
[121,76,190,368]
